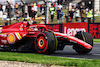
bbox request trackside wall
[46,23,100,38]
[88,23,100,38]
[1,23,100,38]
[46,23,88,36]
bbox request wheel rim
[36,36,48,53]
[37,36,45,49]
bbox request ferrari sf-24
[0,22,93,54]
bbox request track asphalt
[50,43,100,59]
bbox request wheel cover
[36,36,48,53]
[37,36,45,49]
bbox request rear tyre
[73,31,93,54]
[35,32,56,54]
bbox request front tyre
[73,31,93,54]
[35,32,56,54]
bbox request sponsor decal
[0,33,7,37]
[63,23,88,36]
[89,23,100,38]
[1,40,7,44]
[7,33,16,44]
[23,34,26,37]
[15,32,22,40]
[64,27,86,36]
[46,24,61,32]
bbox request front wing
[54,32,92,49]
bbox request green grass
[93,39,100,42]
[0,52,99,67]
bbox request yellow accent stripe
[0,33,7,34]
[17,32,22,39]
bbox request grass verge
[93,39,100,43]
[0,52,99,67]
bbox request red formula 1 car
[0,22,93,54]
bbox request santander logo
[64,27,86,36]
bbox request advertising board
[46,24,62,33]
[46,23,88,36]
[63,23,88,36]
[89,23,100,38]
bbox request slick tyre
[73,32,93,54]
[35,32,56,54]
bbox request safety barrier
[88,23,100,38]
[1,22,100,38]
[46,22,88,36]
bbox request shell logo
[8,34,15,43]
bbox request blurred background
[0,0,99,26]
